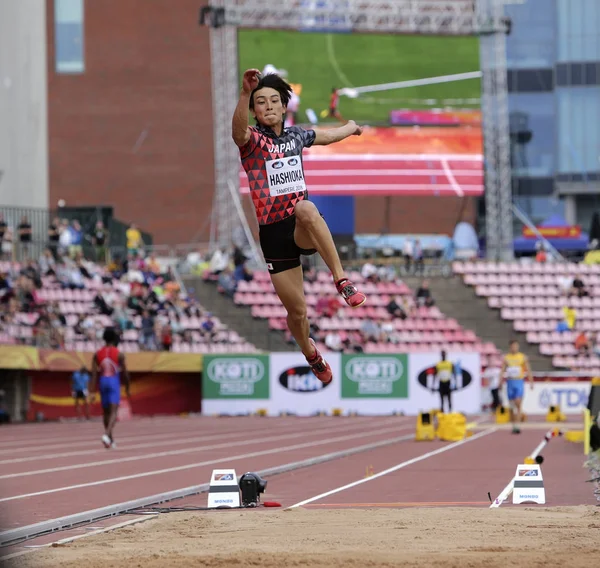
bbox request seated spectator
[112,300,134,331]
[302,265,317,283]
[558,305,577,332]
[360,319,381,343]
[145,253,161,277]
[38,249,56,276]
[209,248,229,275]
[324,331,344,352]
[361,261,379,283]
[200,313,217,341]
[386,295,407,319]
[380,321,398,344]
[217,268,237,298]
[558,274,573,296]
[574,331,590,356]
[159,323,172,351]
[570,274,589,298]
[170,313,185,337]
[415,280,435,307]
[535,241,547,263]
[592,333,600,358]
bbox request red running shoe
[335,277,367,308]
[306,339,333,385]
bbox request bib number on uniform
[506,366,522,379]
[266,156,307,197]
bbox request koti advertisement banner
[201,352,481,416]
[202,355,270,414]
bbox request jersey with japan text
[239,124,316,225]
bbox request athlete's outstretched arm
[313,120,363,146]
[232,68,261,147]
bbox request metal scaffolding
[200,0,513,261]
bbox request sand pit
[9,505,600,568]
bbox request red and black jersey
[239,124,316,225]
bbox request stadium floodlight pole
[200,0,511,260]
[477,0,514,261]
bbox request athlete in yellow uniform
[500,340,534,434]
[435,350,455,413]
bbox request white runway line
[0,421,408,479]
[287,427,497,509]
[0,424,414,502]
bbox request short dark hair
[249,73,292,112]
[509,339,518,346]
[103,327,120,346]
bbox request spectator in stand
[17,216,32,259]
[360,319,381,343]
[592,332,600,358]
[68,220,83,259]
[386,295,407,319]
[324,330,344,352]
[58,219,72,256]
[112,299,134,331]
[145,253,161,278]
[38,248,56,276]
[126,223,144,257]
[570,274,589,298]
[413,239,424,275]
[557,304,577,332]
[380,320,396,344]
[361,260,379,283]
[535,241,547,263]
[558,274,573,296]
[48,216,61,257]
[217,267,237,297]
[1,227,13,260]
[159,323,172,351]
[200,313,217,342]
[139,310,156,350]
[415,280,435,307]
[209,248,229,276]
[574,330,590,356]
[402,238,413,273]
[0,213,7,255]
[91,220,109,263]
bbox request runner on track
[500,340,534,434]
[232,69,367,384]
[89,327,130,448]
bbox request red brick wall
[46,0,475,245]
[47,0,214,245]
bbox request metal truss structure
[200,0,514,261]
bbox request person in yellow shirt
[563,305,577,330]
[500,340,534,434]
[434,350,455,413]
[126,223,143,256]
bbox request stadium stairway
[183,277,290,352]
[403,275,554,372]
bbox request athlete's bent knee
[295,201,319,227]
[287,305,307,324]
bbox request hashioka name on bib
[239,124,316,225]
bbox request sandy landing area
[10,506,600,568]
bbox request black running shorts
[259,214,317,275]
[439,381,452,396]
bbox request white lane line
[0,515,157,562]
[0,416,396,455]
[0,425,415,502]
[287,427,497,509]
[239,169,482,178]
[326,33,354,88]
[441,158,465,197]
[0,422,408,479]
[0,417,403,465]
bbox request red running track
[0,416,594,559]
[239,154,484,196]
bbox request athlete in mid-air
[233,69,366,384]
[89,327,130,448]
[500,340,534,434]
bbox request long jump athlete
[233,69,367,385]
[89,327,130,448]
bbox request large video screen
[237,28,483,197]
